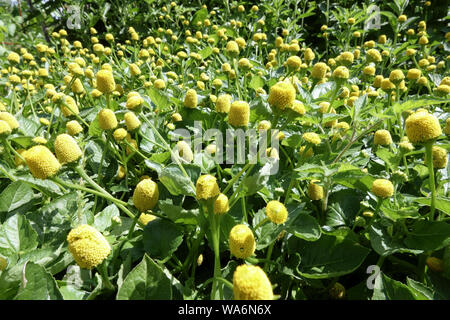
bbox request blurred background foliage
[0,0,448,57]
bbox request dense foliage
[0,0,449,300]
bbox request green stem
[97,261,115,291]
[425,142,436,221]
[207,203,221,300]
[264,242,275,272]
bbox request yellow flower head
[96,69,115,94]
[405,110,442,143]
[24,145,61,179]
[366,49,382,63]
[214,193,229,215]
[126,95,144,110]
[129,63,141,76]
[139,213,156,225]
[374,129,393,146]
[228,101,250,127]
[113,128,128,142]
[124,111,141,131]
[290,100,306,115]
[303,132,321,145]
[0,120,12,136]
[381,79,395,92]
[286,56,302,71]
[268,82,296,110]
[337,51,354,65]
[444,118,450,135]
[332,66,349,80]
[184,89,198,108]
[196,174,220,200]
[311,62,328,79]
[154,79,166,89]
[233,264,273,300]
[229,224,255,259]
[226,40,240,57]
[428,146,448,169]
[7,52,20,64]
[372,179,394,198]
[98,109,118,130]
[216,94,232,113]
[304,48,315,62]
[0,112,19,130]
[266,200,288,224]
[389,69,405,84]
[133,178,159,212]
[67,224,111,269]
[407,68,421,80]
[308,179,324,200]
[54,134,82,164]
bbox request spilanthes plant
[0,0,448,303]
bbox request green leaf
[147,87,170,111]
[117,254,172,300]
[253,209,284,250]
[414,197,450,216]
[406,278,434,300]
[311,81,336,100]
[372,272,422,300]
[376,148,401,169]
[0,214,38,255]
[289,233,370,279]
[326,189,362,227]
[17,116,39,136]
[199,46,213,59]
[158,164,199,196]
[191,8,208,26]
[379,205,420,221]
[249,75,265,90]
[143,219,183,260]
[88,115,102,137]
[27,193,77,249]
[404,221,450,251]
[369,221,422,256]
[393,97,450,113]
[158,199,200,225]
[285,204,321,241]
[0,181,34,214]
[15,262,63,300]
[94,204,119,232]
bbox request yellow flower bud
[216,94,232,113]
[54,134,82,164]
[372,179,394,198]
[98,109,118,130]
[214,193,229,215]
[139,213,156,225]
[133,178,159,212]
[124,111,141,131]
[233,264,273,300]
[308,179,324,200]
[96,70,115,94]
[268,82,296,109]
[67,224,111,269]
[229,224,255,259]
[228,101,250,127]
[24,145,61,179]
[0,112,19,130]
[405,110,442,143]
[184,89,198,108]
[196,174,220,200]
[373,129,393,146]
[266,200,288,224]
